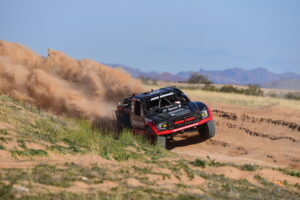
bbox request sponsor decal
[174,116,195,125]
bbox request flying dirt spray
[0,40,143,129]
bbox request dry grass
[185,89,300,110]
[145,84,300,110]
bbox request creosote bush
[284,92,300,100]
[203,84,264,96]
[187,73,212,85]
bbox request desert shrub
[275,168,300,177]
[268,92,278,98]
[219,85,241,93]
[284,92,300,100]
[139,76,158,85]
[239,164,259,171]
[191,159,206,168]
[0,181,14,200]
[244,84,264,96]
[202,83,217,91]
[11,149,48,157]
[218,84,263,96]
[187,73,212,85]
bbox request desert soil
[1,100,300,197]
[172,101,300,170]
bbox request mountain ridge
[106,63,300,89]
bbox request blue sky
[0,0,299,73]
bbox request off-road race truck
[115,87,215,149]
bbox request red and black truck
[115,87,215,148]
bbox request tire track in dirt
[173,106,300,170]
[224,122,297,142]
[213,109,300,132]
[206,139,249,156]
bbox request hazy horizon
[107,64,300,75]
[1,0,299,74]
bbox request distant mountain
[177,68,300,85]
[106,64,184,82]
[106,64,144,78]
[262,78,300,90]
[142,72,184,82]
[106,63,300,90]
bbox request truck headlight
[157,122,168,130]
[200,109,208,118]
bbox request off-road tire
[157,135,169,149]
[146,127,156,144]
[146,127,169,149]
[198,120,216,140]
[115,122,124,139]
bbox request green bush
[219,85,241,93]
[239,164,259,171]
[191,159,206,168]
[187,73,212,85]
[11,149,48,157]
[212,84,264,96]
[202,83,217,91]
[284,92,300,100]
[244,84,264,96]
[276,168,300,177]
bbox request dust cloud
[0,40,143,128]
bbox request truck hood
[146,102,206,123]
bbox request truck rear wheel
[198,120,216,140]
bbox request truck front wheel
[146,127,169,149]
[157,135,169,149]
[198,120,216,140]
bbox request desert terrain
[0,41,299,199]
[146,83,300,172]
[173,101,300,170]
[0,85,299,199]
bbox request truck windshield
[145,93,189,112]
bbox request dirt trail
[172,102,300,170]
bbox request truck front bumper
[148,108,213,135]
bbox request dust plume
[0,40,143,127]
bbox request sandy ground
[0,102,299,195]
[171,102,300,170]
[1,88,300,193]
